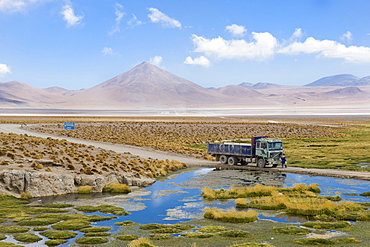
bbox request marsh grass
[181,232,214,238]
[85,232,111,237]
[52,219,91,230]
[26,207,68,214]
[103,183,131,193]
[115,220,139,226]
[0,243,24,247]
[218,230,251,238]
[149,234,173,240]
[40,230,77,239]
[204,207,258,223]
[18,217,61,226]
[13,233,42,243]
[128,238,156,247]
[116,235,138,241]
[75,236,109,244]
[0,234,5,240]
[77,186,92,194]
[140,223,194,234]
[302,221,351,229]
[293,238,336,245]
[33,203,73,208]
[285,125,370,170]
[80,226,111,232]
[273,226,311,235]
[44,239,67,246]
[227,243,275,247]
[203,183,320,201]
[198,226,228,233]
[75,205,130,215]
[0,226,29,233]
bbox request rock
[0,169,155,198]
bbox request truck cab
[255,138,283,167]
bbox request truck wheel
[220,155,228,164]
[257,158,265,168]
[228,156,238,165]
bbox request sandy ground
[1,123,370,181]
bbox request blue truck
[207,136,284,168]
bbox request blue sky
[1,0,370,90]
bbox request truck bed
[207,143,252,156]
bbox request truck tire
[257,158,265,168]
[228,156,238,165]
[220,155,228,164]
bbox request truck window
[268,142,283,150]
[261,143,267,149]
[256,142,261,149]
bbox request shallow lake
[8,167,370,246]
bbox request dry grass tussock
[0,132,187,190]
[30,120,342,160]
[204,207,258,223]
[202,183,319,200]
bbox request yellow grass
[204,207,258,223]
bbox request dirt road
[0,124,214,166]
[1,123,370,181]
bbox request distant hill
[0,64,369,110]
[0,81,64,107]
[66,62,235,109]
[215,85,263,97]
[239,82,280,89]
[323,86,365,95]
[305,74,360,86]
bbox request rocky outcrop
[0,169,155,198]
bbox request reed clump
[204,207,258,223]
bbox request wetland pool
[10,167,370,246]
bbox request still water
[7,167,370,246]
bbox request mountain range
[0,62,369,110]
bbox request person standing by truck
[281,154,287,168]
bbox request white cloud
[0,0,26,12]
[149,56,163,66]
[191,32,278,61]
[102,47,114,55]
[61,4,83,27]
[147,7,181,28]
[225,24,246,37]
[184,56,211,67]
[109,2,125,35]
[0,0,50,13]
[278,37,370,63]
[0,63,11,76]
[290,28,303,40]
[341,31,353,43]
[127,14,143,27]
